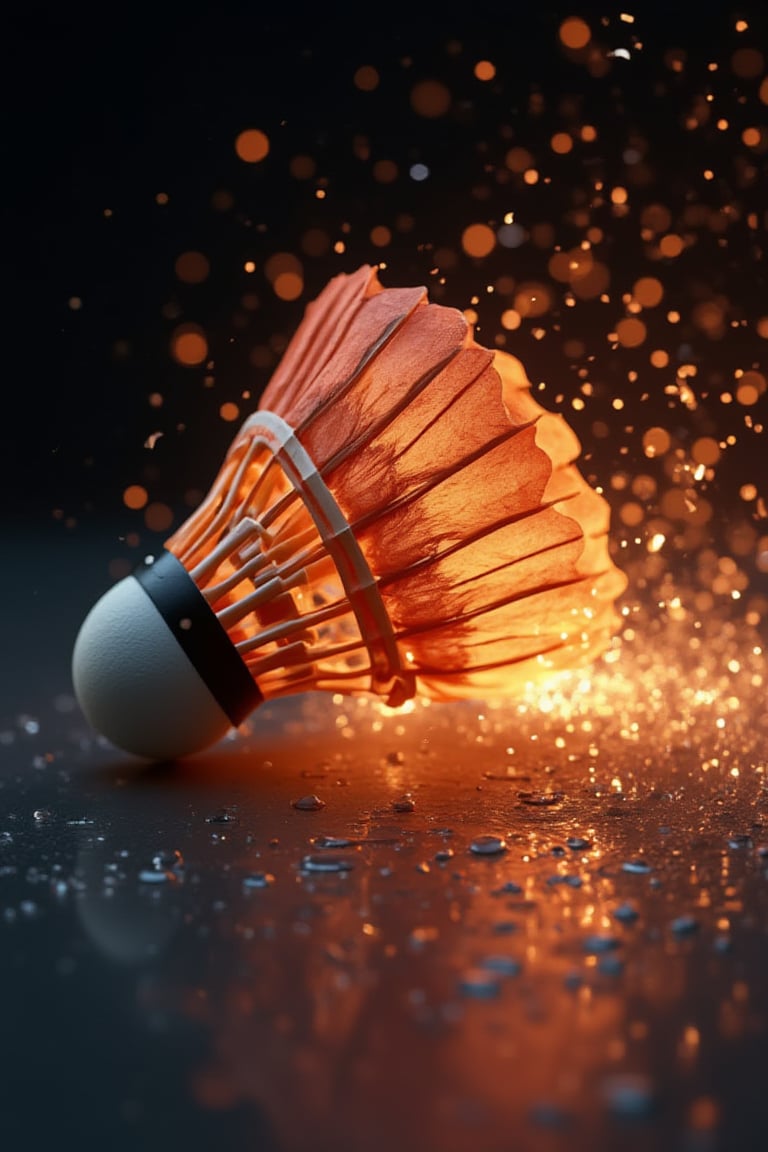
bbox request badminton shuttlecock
[73,265,627,761]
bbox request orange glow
[461,223,496,258]
[500,309,521,331]
[171,326,208,366]
[372,159,398,183]
[736,371,765,405]
[353,65,379,91]
[659,233,684,258]
[641,203,672,233]
[615,317,647,347]
[731,47,764,77]
[551,132,574,154]
[301,228,331,257]
[123,485,148,510]
[289,155,316,179]
[369,225,391,248]
[474,60,496,82]
[643,428,671,457]
[633,277,664,307]
[145,502,174,533]
[235,129,270,163]
[691,437,721,466]
[514,282,552,317]
[220,402,240,422]
[410,79,451,117]
[175,251,210,284]
[264,252,303,284]
[559,17,591,50]
[273,271,304,301]
[504,146,533,173]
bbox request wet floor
[2,531,766,1152]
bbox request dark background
[8,3,767,517]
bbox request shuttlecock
[73,265,627,761]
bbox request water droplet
[670,914,699,937]
[470,834,507,856]
[206,810,236,824]
[493,920,520,935]
[583,934,621,954]
[517,790,565,806]
[292,794,325,812]
[392,793,415,813]
[613,901,639,924]
[242,871,274,890]
[300,854,354,874]
[312,835,351,849]
[152,849,183,872]
[622,858,652,874]
[434,848,454,863]
[727,833,752,849]
[566,836,591,850]
[481,954,522,977]
[138,869,168,884]
[493,880,523,895]
[529,1101,570,1129]
[33,809,52,824]
[458,969,501,998]
[597,955,624,976]
[600,1073,655,1118]
[0,832,14,846]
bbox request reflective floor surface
[1,529,767,1152]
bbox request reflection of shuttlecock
[73,265,627,761]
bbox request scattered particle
[559,17,591,50]
[175,251,210,284]
[235,128,270,163]
[171,325,208,366]
[410,79,451,118]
